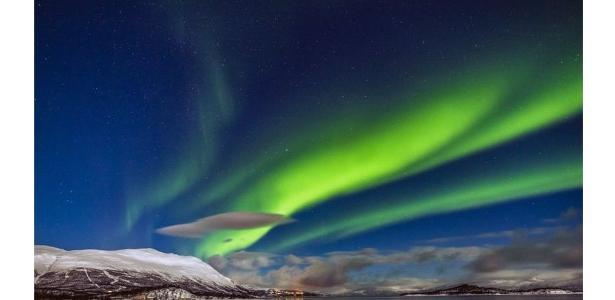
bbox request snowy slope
[34,245,254,298]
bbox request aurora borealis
[193,55,581,256]
[36,0,582,291]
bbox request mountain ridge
[34,245,255,299]
[400,283,582,296]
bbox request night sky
[36,0,582,292]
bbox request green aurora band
[194,54,582,257]
[266,139,581,252]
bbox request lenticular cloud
[156,212,294,238]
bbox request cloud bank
[466,226,582,273]
[207,227,582,294]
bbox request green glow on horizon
[195,56,582,257]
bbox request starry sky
[35,0,582,292]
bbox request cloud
[208,246,483,293]
[299,255,372,288]
[421,226,565,244]
[560,207,580,220]
[293,246,484,289]
[206,227,581,293]
[471,268,583,289]
[156,212,294,238]
[466,226,582,273]
[285,254,304,265]
[208,251,278,273]
[353,276,445,293]
[543,207,580,224]
[225,251,277,270]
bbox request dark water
[304,296,581,300]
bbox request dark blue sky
[35,0,582,279]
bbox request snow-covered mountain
[34,245,255,299]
